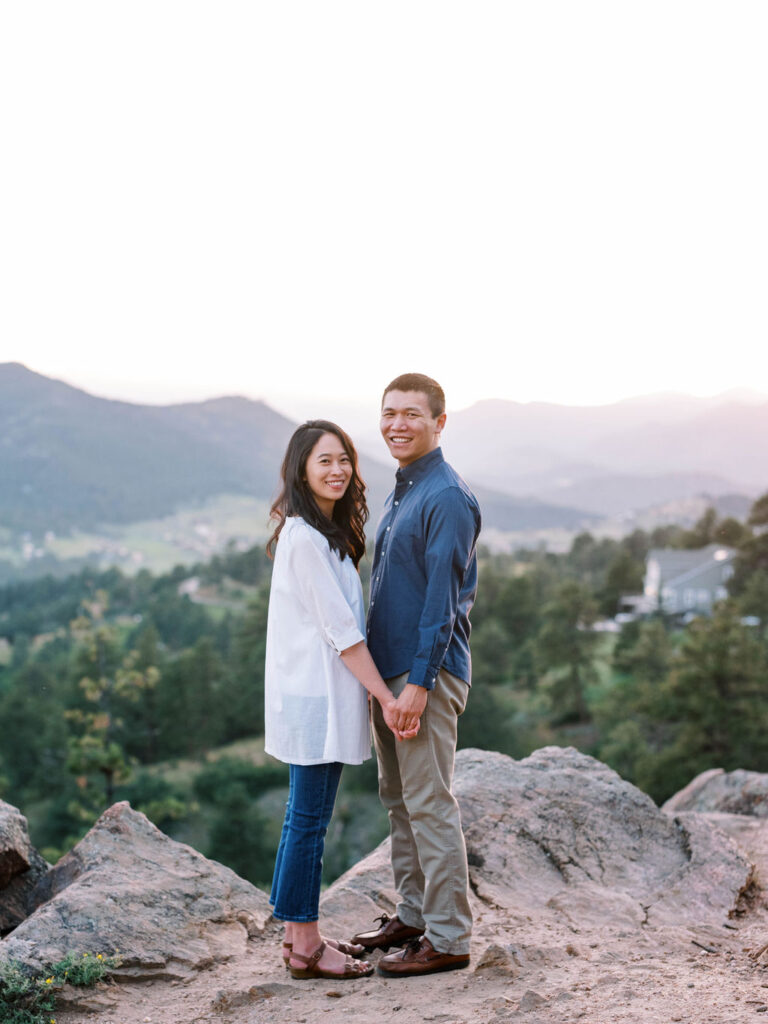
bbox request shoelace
[403,936,424,954]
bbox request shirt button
[386,526,391,531]
[409,481,413,485]
[394,501,399,506]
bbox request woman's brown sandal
[283,938,363,968]
[327,938,366,958]
[289,940,373,980]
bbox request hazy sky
[2,2,766,425]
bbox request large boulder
[0,801,272,978]
[321,747,753,933]
[663,767,768,817]
[0,847,50,936]
[0,801,50,934]
[0,800,33,888]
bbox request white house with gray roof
[640,544,735,616]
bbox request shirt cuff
[406,662,439,690]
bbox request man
[351,372,481,976]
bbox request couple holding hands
[264,373,481,980]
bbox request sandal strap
[290,940,326,967]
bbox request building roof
[647,544,735,587]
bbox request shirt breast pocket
[389,528,425,568]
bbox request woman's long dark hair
[267,420,368,567]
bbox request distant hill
[593,402,768,485]
[0,363,296,534]
[515,472,749,519]
[443,394,766,507]
[0,364,592,540]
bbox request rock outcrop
[1,749,764,993]
[0,800,32,888]
[0,800,49,934]
[1,801,271,978]
[663,767,768,891]
[322,747,754,933]
[663,767,768,817]
[4,750,767,1024]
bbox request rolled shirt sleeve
[287,522,365,654]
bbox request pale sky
[2,2,767,427]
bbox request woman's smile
[305,433,352,515]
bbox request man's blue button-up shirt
[367,447,481,690]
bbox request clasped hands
[380,683,428,741]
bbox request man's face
[380,389,446,467]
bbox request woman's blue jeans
[269,761,343,922]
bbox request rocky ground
[4,748,768,1024]
[52,892,768,1024]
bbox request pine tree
[536,581,599,723]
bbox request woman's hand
[338,643,420,739]
[381,698,420,741]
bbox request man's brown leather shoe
[377,936,470,976]
[350,913,423,952]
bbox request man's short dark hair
[382,373,445,418]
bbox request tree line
[463,491,768,801]
[1,494,767,883]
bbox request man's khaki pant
[371,668,472,955]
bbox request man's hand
[393,683,428,733]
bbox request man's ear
[436,412,447,434]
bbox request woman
[264,420,417,981]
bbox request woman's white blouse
[264,516,371,765]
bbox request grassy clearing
[145,736,270,788]
[42,495,272,576]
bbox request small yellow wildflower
[97,953,103,960]
[45,977,54,984]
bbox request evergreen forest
[1,493,767,891]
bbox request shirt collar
[395,446,444,485]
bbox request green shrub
[0,951,121,1024]
[49,951,121,987]
[0,959,55,1024]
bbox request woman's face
[304,432,353,517]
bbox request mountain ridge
[0,364,594,539]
